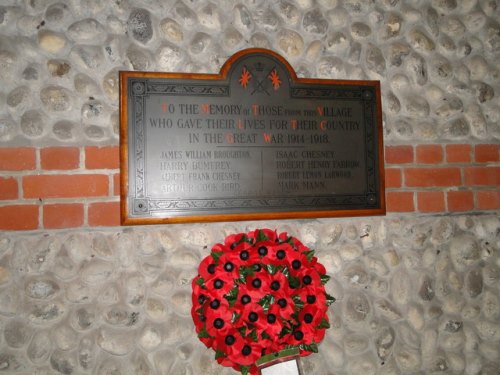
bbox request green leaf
[320,274,331,285]
[256,229,269,242]
[195,277,205,287]
[240,365,251,375]
[197,327,211,339]
[303,250,315,262]
[211,251,223,264]
[237,326,247,337]
[215,349,226,360]
[196,306,204,315]
[248,329,258,342]
[265,264,281,275]
[300,342,318,353]
[258,294,275,312]
[261,331,272,340]
[278,325,292,338]
[224,285,239,308]
[316,318,330,329]
[231,312,241,324]
[326,293,336,306]
[288,275,300,289]
[292,295,304,310]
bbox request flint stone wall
[0,0,499,374]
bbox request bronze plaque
[120,48,385,224]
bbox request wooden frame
[120,48,385,225]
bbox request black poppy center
[304,313,313,323]
[252,278,262,288]
[258,246,268,256]
[240,250,249,260]
[267,313,277,324]
[210,299,220,309]
[241,294,251,305]
[214,318,224,329]
[225,335,236,345]
[302,275,312,285]
[207,264,216,274]
[242,345,252,356]
[277,250,286,259]
[224,262,234,272]
[249,312,258,322]
[292,260,301,270]
[253,264,262,272]
[293,331,304,340]
[214,279,224,289]
[198,295,206,304]
[271,281,280,291]
[307,295,316,304]
[278,298,287,308]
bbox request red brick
[0,205,39,230]
[447,190,474,212]
[446,144,472,163]
[113,173,120,196]
[386,191,414,212]
[417,191,445,213]
[464,167,500,186]
[0,177,18,200]
[0,148,36,171]
[385,168,402,188]
[43,203,84,229]
[416,145,443,164]
[88,201,120,226]
[41,147,80,170]
[385,146,413,164]
[85,146,119,169]
[23,174,109,198]
[405,168,462,187]
[475,144,500,163]
[476,190,500,210]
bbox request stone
[253,7,279,31]
[482,290,500,321]
[139,325,162,352]
[40,86,72,112]
[97,328,135,356]
[47,60,71,77]
[71,45,104,70]
[159,18,184,42]
[473,82,495,103]
[303,9,328,35]
[72,306,96,331]
[388,41,410,67]
[435,97,463,118]
[104,304,141,327]
[277,29,304,58]
[405,95,430,116]
[345,292,371,324]
[68,18,105,43]
[80,260,114,285]
[375,298,402,320]
[157,43,184,71]
[28,302,65,324]
[172,1,198,27]
[27,330,52,364]
[45,3,70,23]
[170,291,192,316]
[442,117,470,139]
[50,349,76,374]
[103,69,119,100]
[190,32,212,55]
[465,268,483,298]
[146,298,168,321]
[375,325,395,360]
[78,337,95,371]
[198,3,221,30]
[20,110,45,138]
[125,273,147,305]
[408,29,435,52]
[233,4,255,32]
[395,345,421,372]
[7,86,30,111]
[53,324,78,351]
[74,73,100,97]
[405,53,427,85]
[128,8,153,44]
[4,319,31,348]
[222,26,243,51]
[277,1,300,26]
[25,278,59,299]
[52,120,75,140]
[449,234,480,271]
[38,30,67,54]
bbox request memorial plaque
[120,48,385,224]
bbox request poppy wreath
[191,229,335,375]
